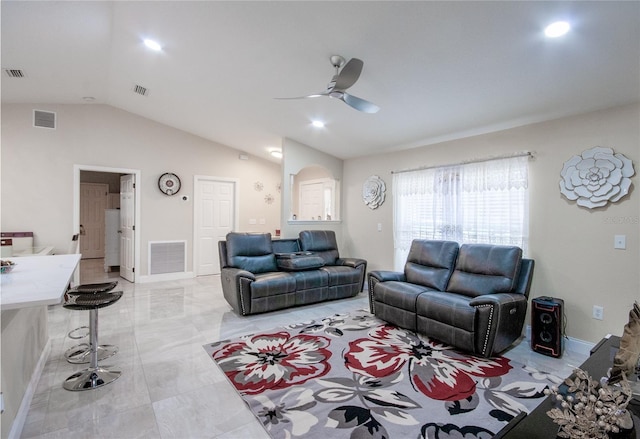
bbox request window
[393,156,529,270]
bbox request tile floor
[20,259,591,438]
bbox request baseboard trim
[137,271,195,283]
[524,324,594,357]
[9,338,51,439]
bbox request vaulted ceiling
[2,1,639,162]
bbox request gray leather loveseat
[219,230,367,315]
[368,240,534,357]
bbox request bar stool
[64,281,119,363]
[63,290,123,391]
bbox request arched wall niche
[281,138,343,239]
[290,165,340,221]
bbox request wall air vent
[4,69,25,78]
[133,84,149,96]
[149,241,186,275]
[33,110,56,129]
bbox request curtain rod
[391,151,534,175]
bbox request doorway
[193,176,239,276]
[74,165,141,283]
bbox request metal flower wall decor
[559,146,634,209]
[362,175,386,209]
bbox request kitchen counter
[1,254,81,310]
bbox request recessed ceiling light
[545,21,571,38]
[143,38,162,51]
[270,150,283,158]
[312,120,325,128]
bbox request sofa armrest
[368,270,406,283]
[220,267,256,315]
[335,257,368,293]
[470,293,528,357]
[336,257,366,269]
[469,293,526,308]
[367,270,407,313]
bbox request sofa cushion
[250,272,297,298]
[275,253,325,271]
[225,232,277,274]
[299,230,339,265]
[321,266,361,287]
[374,281,434,312]
[446,244,522,297]
[272,239,301,253]
[404,240,459,290]
[290,269,329,290]
[415,291,476,332]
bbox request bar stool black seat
[63,290,123,391]
[71,281,118,294]
[65,281,119,363]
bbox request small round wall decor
[362,175,386,209]
[559,146,634,209]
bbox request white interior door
[120,174,135,282]
[300,181,324,220]
[195,177,236,275]
[80,183,108,259]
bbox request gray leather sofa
[219,230,367,315]
[368,240,534,357]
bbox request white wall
[343,103,640,343]
[1,104,282,276]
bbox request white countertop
[12,246,55,256]
[1,254,81,310]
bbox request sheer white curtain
[393,156,529,270]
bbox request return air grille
[4,69,25,78]
[133,84,149,96]
[149,241,186,275]
[33,110,56,129]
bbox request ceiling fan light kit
[277,55,379,113]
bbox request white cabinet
[104,209,120,272]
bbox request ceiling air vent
[33,110,56,129]
[133,84,149,96]
[4,69,25,78]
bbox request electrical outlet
[593,305,604,320]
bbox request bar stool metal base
[65,344,118,364]
[68,326,89,339]
[63,366,121,391]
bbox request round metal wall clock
[158,172,181,196]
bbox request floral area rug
[203,309,562,439]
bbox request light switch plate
[614,235,626,249]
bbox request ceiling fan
[277,55,380,114]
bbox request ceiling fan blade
[341,93,379,113]
[333,58,363,91]
[274,92,328,100]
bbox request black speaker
[531,296,564,357]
